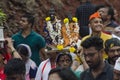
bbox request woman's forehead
[59,55,70,59]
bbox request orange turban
[89,12,101,21]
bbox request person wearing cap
[114,57,120,80]
[12,13,47,66]
[35,46,59,80]
[105,38,120,66]
[81,11,112,59]
[80,36,113,80]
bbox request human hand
[5,38,13,49]
[78,46,85,62]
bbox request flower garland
[45,17,50,21]
[72,17,78,23]
[63,17,78,23]
[45,17,78,53]
[63,17,79,45]
[63,18,71,38]
[45,17,62,45]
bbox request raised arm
[5,38,22,59]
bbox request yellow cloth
[81,32,112,59]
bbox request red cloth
[0,68,6,80]
[51,64,56,69]
[3,53,11,62]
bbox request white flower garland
[64,22,79,45]
[46,19,62,45]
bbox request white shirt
[35,59,51,80]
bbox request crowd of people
[0,0,120,80]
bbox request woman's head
[16,44,31,62]
[56,52,73,68]
[48,67,78,80]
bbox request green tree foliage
[0,9,6,26]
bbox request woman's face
[49,73,62,80]
[58,55,72,68]
[20,54,29,62]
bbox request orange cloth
[61,24,70,47]
[61,22,79,47]
[89,12,101,21]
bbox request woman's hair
[56,52,73,64]
[48,67,78,80]
[16,44,31,57]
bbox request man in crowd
[75,0,95,38]
[35,46,59,80]
[80,36,113,80]
[12,13,47,66]
[97,5,119,35]
[82,12,112,59]
[105,38,120,66]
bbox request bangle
[11,50,16,55]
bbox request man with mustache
[105,38,120,66]
[80,36,113,80]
